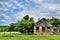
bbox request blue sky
[0,0,60,25]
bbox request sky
[0,0,60,25]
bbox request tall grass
[0,32,60,40]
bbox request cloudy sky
[0,0,60,25]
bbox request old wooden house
[34,18,59,35]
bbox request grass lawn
[0,32,60,40]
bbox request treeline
[0,15,60,33]
[47,17,60,29]
[0,25,9,32]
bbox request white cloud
[0,20,7,22]
[56,11,60,15]
[13,1,59,22]
[42,3,60,11]
[4,2,16,9]
[32,0,43,4]
[4,2,11,7]
[47,4,60,10]
[13,0,26,9]
[0,0,60,25]
[0,8,4,10]
[0,14,11,22]
[0,8,9,11]
[14,9,50,22]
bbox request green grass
[0,32,60,40]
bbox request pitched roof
[36,18,52,27]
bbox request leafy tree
[16,15,35,33]
[9,23,16,31]
[0,25,9,32]
[48,17,59,26]
[23,15,29,20]
[48,17,60,30]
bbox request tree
[16,15,35,34]
[0,25,9,32]
[48,17,60,30]
[9,23,16,31]
[23,15,29,20]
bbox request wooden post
[50,27,53,34]
[39,26,42,34]
[45,27,47,34]
[57,29,59,34]
[34,26,36,34]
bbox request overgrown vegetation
[0,33,60,40]
[0,25,9,32]
[0,15,60,33]
[48,17,60,30]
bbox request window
[53,28,57,33]
[42,27,45,31]
[36,27,39,32]
[47,27,50,29]
[47,27,50,32]
[54,29,57,31]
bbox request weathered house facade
[34,18,59,35]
